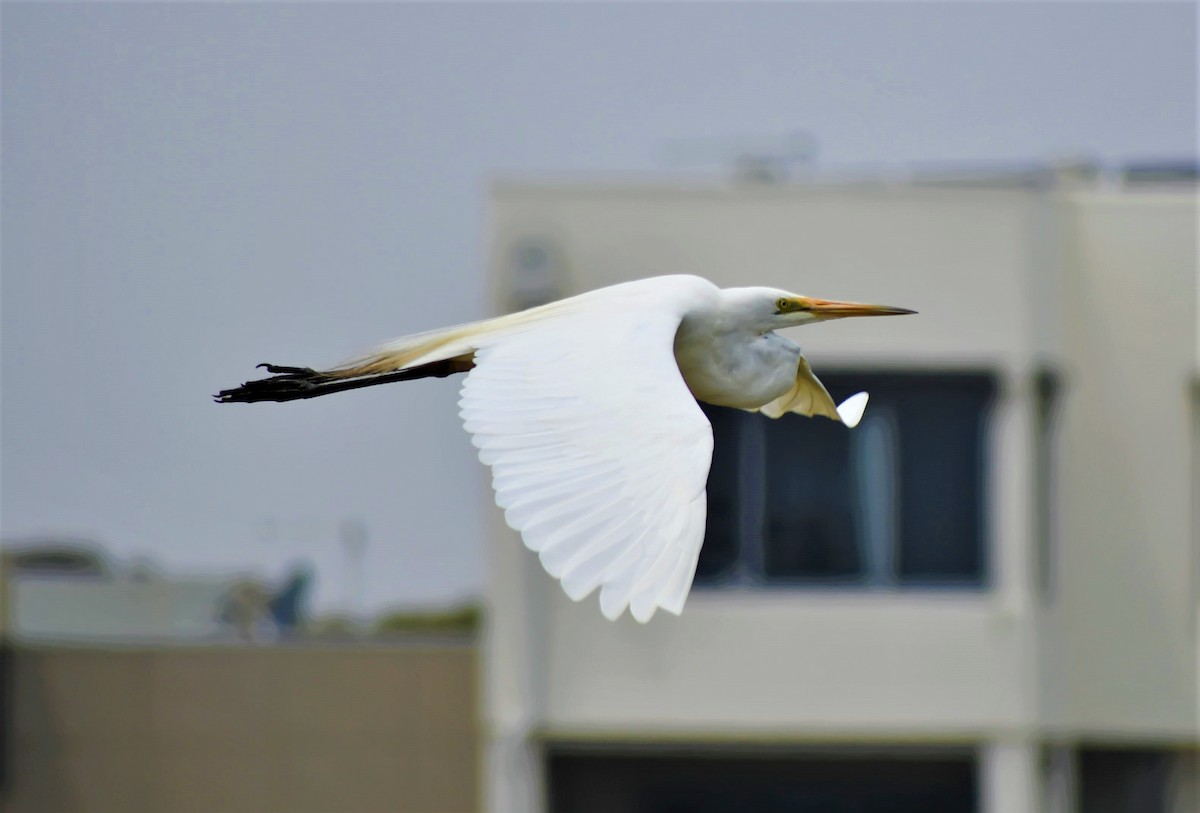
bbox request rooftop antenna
[340,519,367,620]
[658,130,819,183]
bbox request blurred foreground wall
[1,641,478,813]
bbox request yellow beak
[795,297,917,318]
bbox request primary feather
[460,277,716,622]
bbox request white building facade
[482,168,1198,813]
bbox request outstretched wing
[758,356,868,428]
[459,283,715,622]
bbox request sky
[2,2,1196,614]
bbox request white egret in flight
[217,275,914,622]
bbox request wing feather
[458,277,717,622]
[758,356,868,429]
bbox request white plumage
[218,275,914,622]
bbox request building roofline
[490,157,1199,197]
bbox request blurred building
[1,543,479,812]
[2,641,478,813]
[1,541,307,642]
[483,163,1198,813]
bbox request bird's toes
[257,363,318,377]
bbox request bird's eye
[775,298,790,312]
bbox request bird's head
[725,287,917,331]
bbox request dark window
[1079,749,1173,813]
[548,748,978,813]
[764,413,859,581]
[697,371,996,589]
[694,404,746,583]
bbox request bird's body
[218,275,913,623]
[677,313,803,408]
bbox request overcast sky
[3,2,1195,614]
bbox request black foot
[257,364,321,377]
[214,355,475,405]
[214,363,331,403]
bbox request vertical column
[993,375,1044,737]
[981,741,1040,813]
[993,371,1035,617]
[1041,746,1078,813]
[482,520,545,813]
[484,731,544,813]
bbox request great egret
[217,275,914,622]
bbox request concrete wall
[11,579,229,641]
[537,594,1026,738]
[2,641,479,813]
[1053,191,1199,738]
[490,182,1046,367]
